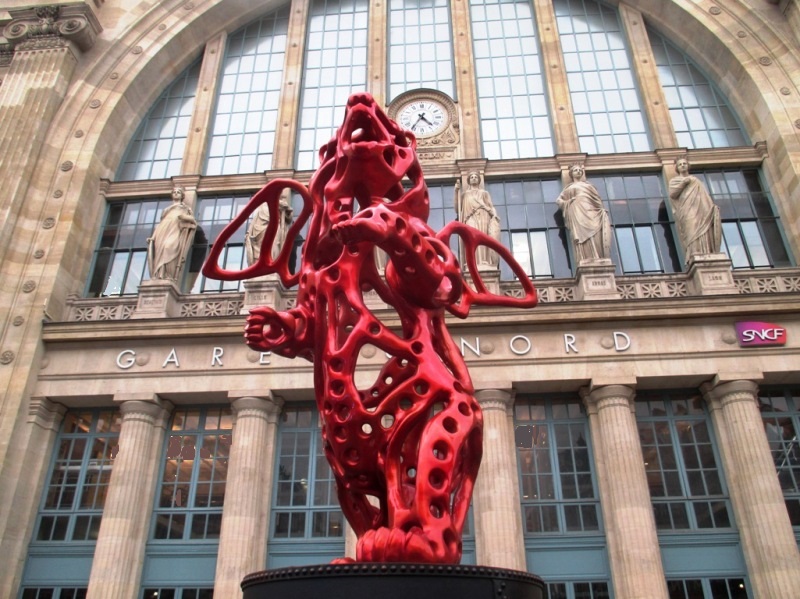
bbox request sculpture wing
[201,178,313,288]
[437,221,537,318]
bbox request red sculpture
[203,93,537,563]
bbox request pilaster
[473,387,526,571]
[533,0,579,154]
[581,384,668,599]
[86,396,172,599]
[0,4,101,268]
[450,0,482,158]
[618,4,677,150]
[367,0,388,107]
[182,32,228,176]
[702,378,800,599]
[273,0,311,169]
[214,392,283,599]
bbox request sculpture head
[674,155,690,176]
[568,163,586,182]
[318,93,425,219]
[467,171,481,188]
[171,187,185,203]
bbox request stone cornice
[4,3,102,54]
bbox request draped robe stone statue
[668,156,722,263]
[245,189,293,266]
[455,171,501,268]
[556,163,611,264]
[147,187,197,281]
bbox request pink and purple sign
[735,321,787,347]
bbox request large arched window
[92,0,789,298]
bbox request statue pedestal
[242,564,544,599]
[687,253,738,296]
[466,267,501,296]
[131,280,181,319]
[243,277,285,314]
[575,260,620,301]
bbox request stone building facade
[1,1,800,598]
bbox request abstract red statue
[203,93,537,563]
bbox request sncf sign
[735,321,787,347]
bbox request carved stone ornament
[22,280,37,293]
[13,316,24,326]
[3,4,102,54]
[0,351,15,365]
[0,44,13,67]
[42,217,56,229]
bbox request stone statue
[147,187,197,281]
[455,171,501,267]
[556,163,611,263]
[245,188,293,265]
[668,156,721,263]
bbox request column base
[242,564,544,599]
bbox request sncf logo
[735,321,787,347]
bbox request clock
[396,98,449,138]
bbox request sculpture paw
[356,527,440,563]
[244,306,294,351]
[333,210,390,245]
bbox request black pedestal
[242,563,545,599]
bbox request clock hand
[418,113,433,126]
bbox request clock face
[397,99,448,137]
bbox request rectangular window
[141,589,214,599]
[666,577,749,599]
[554,0,651,154]
[88,200,170,297]
[545,581,610,599]
[696,170,789,270]
[271,407,344,540]
[296,0,369,171]
[21,589,87,599]
[205,8,290,175]
[470,0,553,159]
[153,407,232,541]
[485,178,571,280]
[388,0,454,101]
[515,396,601,535]
[35,410,120,542]
[636,392,732,531]
[594,174,680,275]
[758,387,800,526]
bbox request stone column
[582,384,668,599]
[0,398,67,599]
[214,392,283,599]
[0,4,100,268]
[86,396,171,599]
[702,378,800,598]
[473,387,526,571]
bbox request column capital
[701,378,759,410]
[4,4,102,54]
[27,396,67,432]
[231,395,284,423]
[475,387,516,412]
[580,384,636,413]
[118,397,173,427]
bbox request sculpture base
[242,563,545,599]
